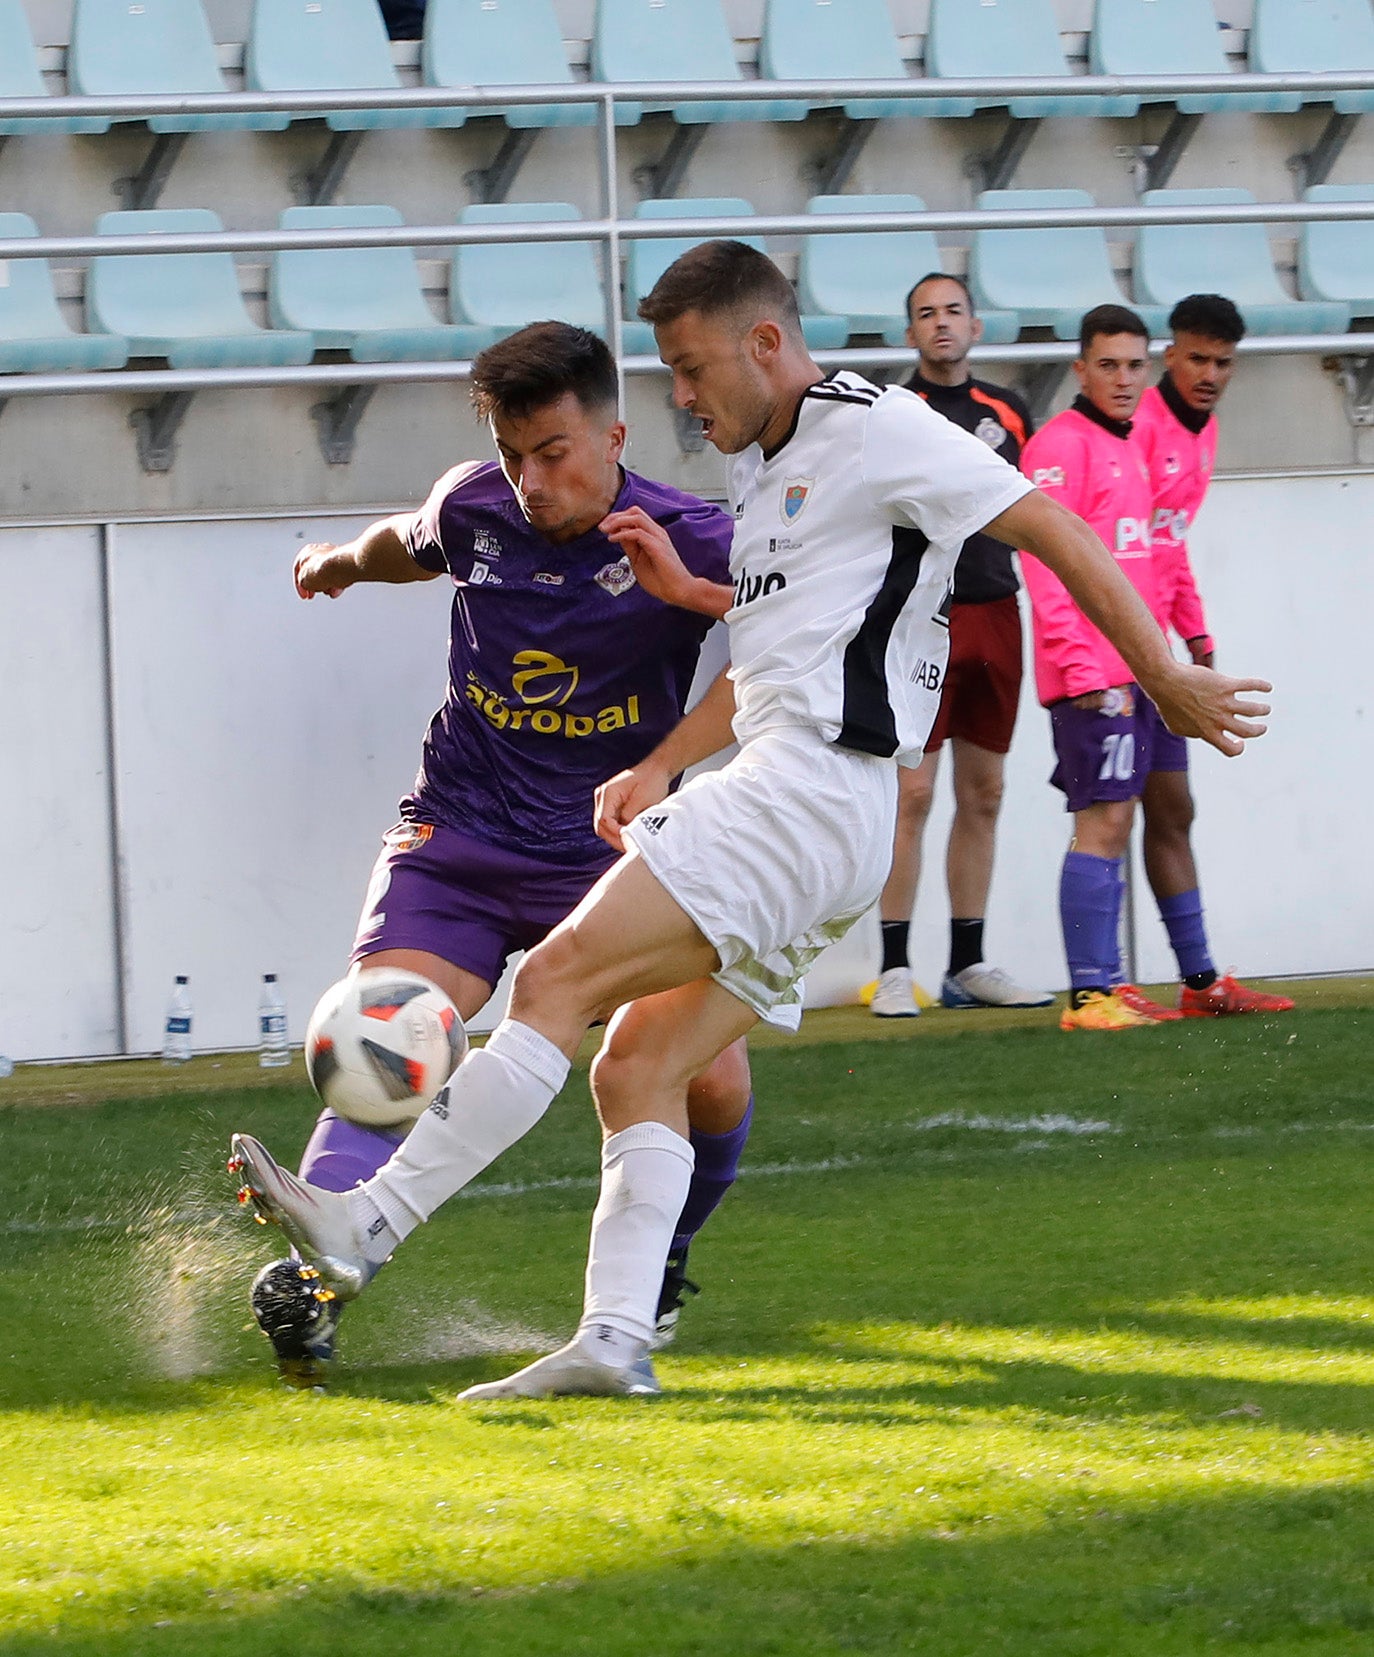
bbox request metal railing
[2,72,1374,404]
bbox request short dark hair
[469,321,618,423]
[905,270,975,325]
[1168,292,1247,344]
[1079,303,1150,355]
[637,239,803,338]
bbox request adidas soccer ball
[304,969,466,1130]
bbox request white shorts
[621,725,898,1029]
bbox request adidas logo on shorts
[638,815,667,834]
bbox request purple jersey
[401,461,732,865]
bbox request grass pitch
[2,982,1372,1655]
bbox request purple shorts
[350,819,615,990]
[1049,687,1188,812]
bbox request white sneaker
[940,963,1054,1009]
[457,1337,661,1401]
[870,966,921,1018]
[228,1133,379,1301]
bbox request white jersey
[725,371,1035,763]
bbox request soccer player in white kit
[230,243,1272,1399]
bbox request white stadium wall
[0,470,1370,1062]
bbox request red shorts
[925,594,1023,755]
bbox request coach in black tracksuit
[870,271,1053,1019]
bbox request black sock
[949,918,985,976]
[880,920,909,974]
[1071,986,1110,1010]
[1184,969,1217,991]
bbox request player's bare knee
[686,1043,751,1134]
[896,769,935,827]
[509,931,600,1025]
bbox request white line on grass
[11,1118,1374,1239]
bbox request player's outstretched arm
[600,505,733,620]
[293,513,440,599]
[988,490,1271,757]
[595,669,737,850]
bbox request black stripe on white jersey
[836,525,929,758]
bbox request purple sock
[671,1095,753,1255]
[298,1108,406,1194]
[1060,851,1122,991]
[1158,887,1214,981]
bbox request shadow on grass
[4,1484,1374,1657]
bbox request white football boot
[458,1335,661,1401]
[870,966,921,1018]
[229,1133,380,1301]
[940,963,1054,1009]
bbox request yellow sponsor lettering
[597,705,626,732]
[512,649,579,706]
[532,709,561,734]
[508,707,531,729]
[628,695,640,724]
[564,715,594,738]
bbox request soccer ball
[304,969,466,1129]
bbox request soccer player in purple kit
[248,321,752,1386]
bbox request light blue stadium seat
[592,0,803,125]
[88,210,314,366]
[451,203,609,340]
[925,0,1106,119]
[1090,0,1287,116]
[247,0,463,129]
[971,189,1166,340]
[0,213,129,372]
[422,0,593,127]
[1298,184,1374,318]
[798,194,1019,347]
[759,0,913,123]
[272,206,492,361]
[623,198,846,351]
[1250,0,1374,114]
[0,0,109,134]
[1137,187,1351,335]
[69,0,287,131]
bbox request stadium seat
[970,189,1166,340]
[87,210,315,366]
[758,0,913,122]
[1298,184,1374,319]
[624,198,847,351]
[0,213,129,372]
[422,0,593,127]
[1090,0,1288,115]
[1136,188,1351,335]
[451,202,609,340]
[1250,0,1374,114]
[592,0,802,124]
[69,0,287,131]
[247,0,464,128]
[0,0,109,135]
[798,194,1019,347]
[924,0,1107,119]
[271,206,493,361]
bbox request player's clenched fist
[594,760,672,853]
[294,542,353,600]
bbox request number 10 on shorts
[1099,731,1136,781]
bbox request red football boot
[1179,974,1296,1017]
[1115,983,1185,1023]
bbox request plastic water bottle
[258,973,290,1068]
[161,975,193,1064]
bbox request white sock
[354,1019,569,1242]
[577,1122,695,1356]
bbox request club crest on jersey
[974,416,1009,450]
[594,557,637,597]
[781,478,814,524]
